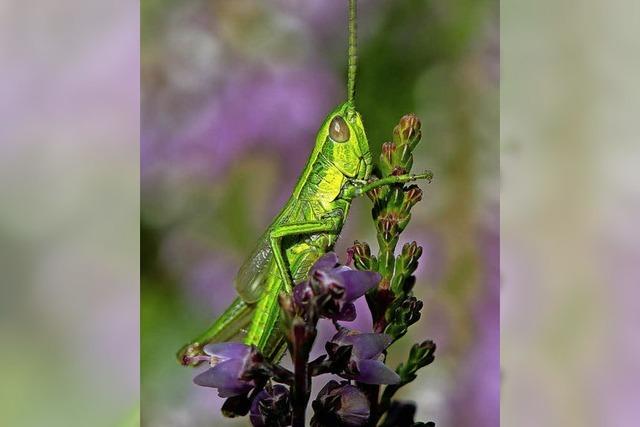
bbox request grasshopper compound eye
[329,116,350,142]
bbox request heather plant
[184,115,436,427]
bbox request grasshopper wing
[234,234,274,303]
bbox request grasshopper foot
[177,342,206,367]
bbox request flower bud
[290,252,380,322]
[376,213,399,241]
[393,114,422,148]
[348,240,377,271]
[393,340,436,387]
[396,212,411,233]
[401,185,423,212]
[398,241,423,275]
[366,178,388,204]
[311,381,370,427]
[385,295,424,340]
[221,394,252,418]
[327,328,399,385]
[409,340,436,369]
[391,114,422,171]
[351,240,371,258]
[380,142,396,177]
[249,385,291,427]
[400,296,423,327]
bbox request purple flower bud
[250,384,291,427]
[311,380,370,427]
[192,342,255,397]
[292,253,381,321]
[314,260,380,305]
[329,328,400,385]
[352,359,401,385]
[310,252,339,274]
[332,328,391,359]
[292,280,313,305]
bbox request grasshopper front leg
[343,170,433,200]
[247,214,343,351]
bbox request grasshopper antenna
[347,0,357,114]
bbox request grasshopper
[178,0,431,365]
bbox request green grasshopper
[178,0,432,365]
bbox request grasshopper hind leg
[177,297,254,366]
[265,331,288,362]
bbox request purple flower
[311,380,370,427]
[294,253,381,321]
[192,342,255,397]
[327,328,400,385]
[249,384,291,427]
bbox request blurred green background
[142,0,498,425]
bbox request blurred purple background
[1,1,138,426]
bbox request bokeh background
[501,0,640,426]
[0,1,139,426]
[141,0,498,426]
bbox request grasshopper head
[319,101,372,180]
